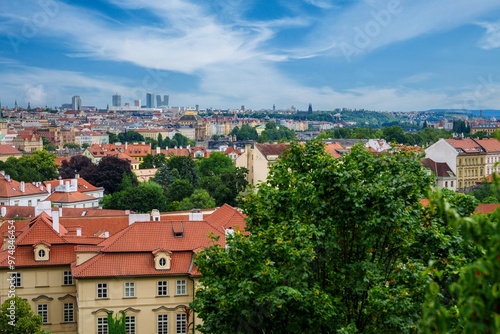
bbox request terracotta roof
[474,138,500,152]
[44,177,102,193]
[0,174,48,198]
[446,138,485,154]
[97,220,223,253]
[0,145,22,155]
[72,251,194,278]
[59,216,130,237]
[205,204,246,232]
[255,143,290,159]
[45,191,97,203]
[0,244,77,268]
[15,213,67,246]
[422,158,455,177]
[475,203,500,215]
[324,142,343,158]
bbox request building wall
[456,154,485,190]
[425,139,458,173]
[0,266,77,333]
[77,276,200,334]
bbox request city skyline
[0,1,499,111]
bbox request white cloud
[478,22,500,50]
[304,0,335,9]
[308,0,500,61]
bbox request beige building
[0,204,245,334]
[236,143,290,187]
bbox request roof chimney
[1,207,6,217]
[65,181,70,192]
[156,146,160,154]
[189,209,203,221]
[52,209,60,234]
[5,175,10,182]
[76,227,82,236]
[20,181,25,193]
[47,183,51,193]
[225,227,234,249]
[75,173,80,179]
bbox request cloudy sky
[1,0,499,111]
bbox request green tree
[258,122,295,143]
[118,130,144,143]
[235,124,258,141]
[0,296,43,333]
[63,142,80,149]
[167,179,194,203]
[102,181,168,212]
[167,156,198,188]
[197,152,234,178]
[193,141,434,333]
[421,189,500,333]
[107,312,126,334]
[41,137,57,151]
[177,189,216,210]
[139,153,167,169]
[0,151,58,182]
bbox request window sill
[174,294,188,297]
[123,296,137,299]
[96,297,109,300]
[60,321,76,324]
[156,295,170,298]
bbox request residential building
[12,133,43,152]
[146,93,155,108]
[425,138,486,191]
[421,158,457,191]
[237,143,290,187]
[474,138,500,176]
[0,172,49,206]
[0,204,245,334]
[0,145,23,162]
[112,94,121,107]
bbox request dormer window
[153,250,171,270]
[34,243,50,261]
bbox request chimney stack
[76,227,82,236]
[20,181,25,193]
[52,209,60,234]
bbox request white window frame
[12,272,21,287]
[124,282,135,298]
[38,304,48,324]
[97,283,108,298]
[157,281,168,296]
[125,315,136,334]
[157,314,168,334]
[176,313,187,334]
[63,303,74,322]
[63,270,73,285]
[176,279,186,295]
[97,317,108,334]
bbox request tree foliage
[0,296,43,333]
[102,181,168,212]
[0,151,58,182]
[139,153,167,169]
[58,155,95,179]
[107,312,126,334]
[257,122,295,143]
[83,156,137,194]
[193,141,435,333]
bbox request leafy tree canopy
[58,155,94,179]
[102,181,168,212]
[0,150,57,182]
[139,153,167,169]
[0,296,43,333]
[84,156,137,194]
[193,141,435,333]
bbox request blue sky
[1,0,500,111]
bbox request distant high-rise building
[308,103,313,114]
[146,92,155,108]
[156,95,162,108]
[134,100,141,107]
[155,94,169,107]
[164,95,169,106]
[72,95,81,110]
[273,104,275,111]
[112,93,121,107]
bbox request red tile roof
[97,220,223,253]
[45,191,97,203]
[72,251,194,278]
[446,138,485,154]
[324,142,343,158]
[0,145,22,155]
[44,177,102,193]
[475,203,500,215]
[474,138,500,152]
[0,174,48,198]
[255,143,290,159]
[205,204,246,232]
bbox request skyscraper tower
[156,95,162,108]
[146,92,154,108]
[112,93,121,107]
[164,95,169,106]
[72,95,81,110]
[308,103,313,114]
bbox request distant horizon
[1,1,499,111]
